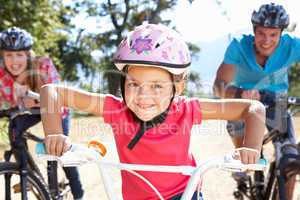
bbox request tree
[0,0,201,93]
[287,24,300,96]
[289,63,300,96]
[185,70,203,97]
[0,0,69,60]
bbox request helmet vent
[10,36,16,46]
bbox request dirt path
[1,117,300,199]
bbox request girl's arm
[200,98,266,163]
[40,84,105,155]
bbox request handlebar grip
[26,90,40,101]
[223,154,267,172]
[35,142,58,161]
[244,158,268,171]
[36,143,46,155]
[258,158,268,165]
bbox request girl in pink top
[0,27,84,199]
[41,24,266,200]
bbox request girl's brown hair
[26,50,41,92]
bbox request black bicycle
[232,93,300,200]
[0,106,72,200]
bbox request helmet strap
[127,107,170,150]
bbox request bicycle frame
[234,95,300,200]
[264,97,299,200]
[1,108,44,200]
[0,91,66,200]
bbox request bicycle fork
[273,140,290,200]
[47,161,61,200]
[20,150,30,200]
[4,150,13,200]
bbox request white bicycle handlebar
[35,142,267,200]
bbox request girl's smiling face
[3,50,28,76]
[124,65,175,121]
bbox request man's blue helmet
[251,3,289,29]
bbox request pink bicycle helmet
[113,23,191,75]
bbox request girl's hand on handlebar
[44,134,71,156]
[14,83,28,100]
[234,147,260,164]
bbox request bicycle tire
[0,162,51,200]
[271,172,300,200]
[272,144,300,200]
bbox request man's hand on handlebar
[241,89,261,101]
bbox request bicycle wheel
[0,162,51,200]
[284,174,300,200]
[292,174,300,200]
[271,172,300,200]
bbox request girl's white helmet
[113,23,191,75]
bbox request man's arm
[213,63,238,98]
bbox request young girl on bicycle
[0,27,84,200]
[41,23,266,200]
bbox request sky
[175,0,300,43]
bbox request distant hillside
[190,35,230,93]
[191,28,252,94]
